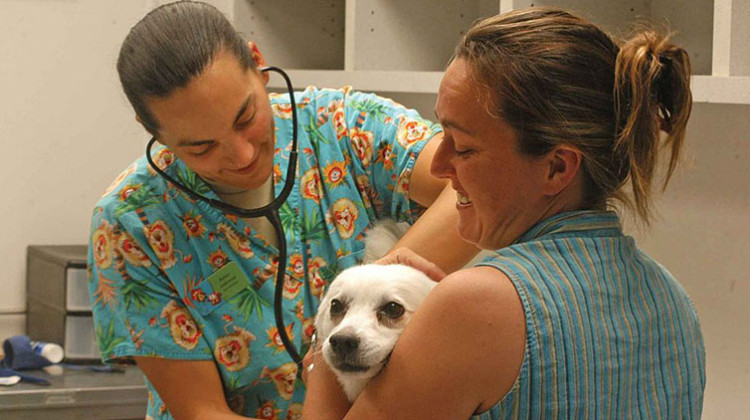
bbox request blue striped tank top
[471,211,705,419]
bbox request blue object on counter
[1,335,52,371]
[0,367,50,386]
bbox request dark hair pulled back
[117,1,255,135]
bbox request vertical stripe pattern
[471,211,705,420]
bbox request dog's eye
[330,299,346,317]
[379,302,405,319]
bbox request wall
[0,0,147,335]
[632,103,750,419]
[0,1,747,418]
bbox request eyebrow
[434,110,474,136]
[176,93,255,147]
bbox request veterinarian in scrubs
[87,2,479,419]
[303,7,705,419]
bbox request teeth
[457,191,472,205]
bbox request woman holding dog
[304,7,705,419]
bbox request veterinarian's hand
[302,331,318,384]
[377,247,447,282]
[302,349,314,384]
[302,348,352,419]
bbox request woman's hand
[376,247,447,282]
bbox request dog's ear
[314,294,332,338]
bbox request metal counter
[0,365,147,419]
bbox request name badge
[191,261,250,316]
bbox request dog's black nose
[329,333,360,357]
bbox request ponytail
[613,27,692,223]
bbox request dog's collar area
[335,362,371,373]
[333,352,391,375]
[381,353,391,367]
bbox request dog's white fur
[314,263,436,401]
[314,219,490,400]
[361,220,410,264]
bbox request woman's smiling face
[146,49,275,191]
[431,58,551,249]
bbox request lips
[456,190,472,206]
[232,160,256,174]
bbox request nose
[223,131,256,168]
[329,333,360,358]
[430,135,454,179]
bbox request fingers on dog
[377,248,446,282]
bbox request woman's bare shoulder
[377,264,527,415]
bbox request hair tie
[655,53,673,134]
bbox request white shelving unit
[712,0,750,77]
[232,0,346,70]
[700,0,750,104]
[217,0,750,105]
[693,75,750,104]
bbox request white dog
[314,263,436,401]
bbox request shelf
[267,69,443,94]
[226,0,749,104]
[232,0,346,70]
[269,71,750,105]
[712,0,750,76]
[691,75,750,104]
[350,0,499,71]
[227,0,718,75]
[526,0,714,75]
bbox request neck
[204,175,272,197]
[489,181,586,250]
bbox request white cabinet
[713,0,750,76]
[526,0,713,74]
[701,0,750,104]
[226,0,493,95]
[213,0,749,104]
[232,0,346,70]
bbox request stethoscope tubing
[145,66,303,370]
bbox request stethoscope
[145,66,303,370]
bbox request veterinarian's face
[432,59,549,249]
[147,49,276,191]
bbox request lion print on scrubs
[89,86,440,416]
